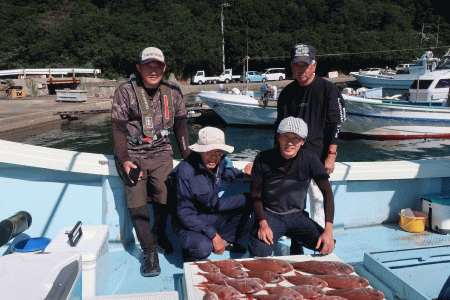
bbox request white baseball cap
[189,127,234,153]
[139,47,165,65]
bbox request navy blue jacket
[167,152,243,240]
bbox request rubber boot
[152,203,174,254]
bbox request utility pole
[220,3,230,73]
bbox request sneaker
[152,230,174,254]
[225,243,247,253]
[141,252,161,277]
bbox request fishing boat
[197,88,277,125]
[1,138,450,299]
[341,91,450,139]
[349,51,440,90]
[409,69,450,104]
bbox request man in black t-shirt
[250,117,335,257]
[275,44,345,254]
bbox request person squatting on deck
[166,127,253,262]
[111,47,190,277]
[275,43,345,255]
[249,117,335,257]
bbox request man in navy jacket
[167,127,252,261]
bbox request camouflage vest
[130,74,175,138]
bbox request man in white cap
[249,117,335,257]
[166,127,252,262]
[111,47,190,276]
[275,43,345,255]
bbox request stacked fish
[192,258,385,300]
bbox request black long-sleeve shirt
[275,76,346,162]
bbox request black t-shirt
[276,76,346,161]
[252,147,329,215]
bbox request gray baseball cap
[291,43,315,65]
[277,117,308,138]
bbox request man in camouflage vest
[112,47,190,277]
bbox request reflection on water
[9,112,450,163]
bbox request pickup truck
[191,71,220,85]
[191,69,240,85]
[219,69,240,83]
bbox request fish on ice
[326,287,385,299]
[291,260,355,275]
[209,259,243,269]
[315,274,370,289]
[284,272,328,288]
[241,258,293,274]
[245,270,285,283]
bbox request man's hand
[316,222,334,255]
[324,156,336,174]
[244,163,253,177]
[123,161,143,184]
[212,233,226,254]
[257,220,274,245]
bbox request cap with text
[139,47,165,65]
[291,43,315,65]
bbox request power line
[249,46,450,61]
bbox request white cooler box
[45,224,109,297]
[421,193,450,234]
[0,251,82,299]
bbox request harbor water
[3,94,450,163]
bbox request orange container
[11,89,25,99]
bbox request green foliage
[0,0,449,79]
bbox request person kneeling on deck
[248,117,335,257]
[167,127,253,262]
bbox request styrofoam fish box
[421,193,450,234]
[45,225,109,297]
[0,251,82,299]
[183,254,379,300]
[84,291,179,300]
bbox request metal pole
[220,3,230,73]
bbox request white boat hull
[197,91,277,125]
[351,73,415,90]
[342,95,450,139]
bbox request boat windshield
[436,56,450,70]
[409,80,433,89]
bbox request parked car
[240,71,267,82]
[263,68,286,81]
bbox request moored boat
[341,93,450,139]
[350,51,440,90]
[409,69,450,104]
[197,89,277,125]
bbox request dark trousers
[248,210,324,257]
[176,193,250,261]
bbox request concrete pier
[0,76,355,136]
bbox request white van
[263,68,286,81]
